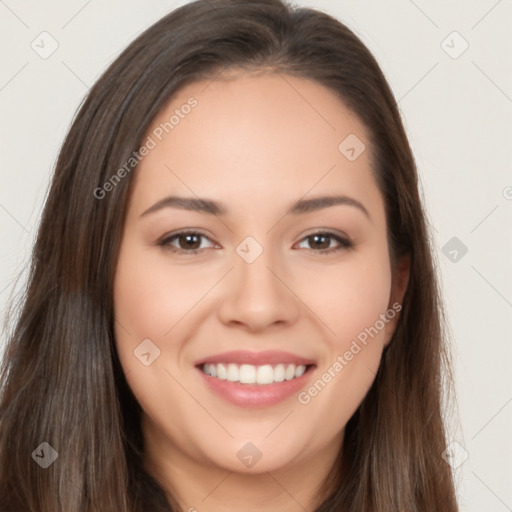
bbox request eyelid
[299,227,351,242]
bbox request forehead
[129,72,382,221]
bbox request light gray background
[1,1,511,510]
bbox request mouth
[194,350,317,407]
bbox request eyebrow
[140,194,371,220]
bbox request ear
[383,253,410,347]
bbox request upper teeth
[201,363,307,385]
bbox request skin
[113,71,410,512]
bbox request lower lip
[196,366,316,407]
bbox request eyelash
[157,230,353,255]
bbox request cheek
[113,242,214,340]
[296,252,392,428]
[112,243,191,420]
[112,239,226,400]
[297,250,392,343]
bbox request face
[113,72,409,480]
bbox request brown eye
[175,233,202,250]
[308,234,331,250]
[296,232,353,254]
[159,231,215,254]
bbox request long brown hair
[0,0,459,510]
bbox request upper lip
[195,350,316,367]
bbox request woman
[0,0,459,510]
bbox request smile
[194,350,317,407]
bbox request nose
[217,245,300,332]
